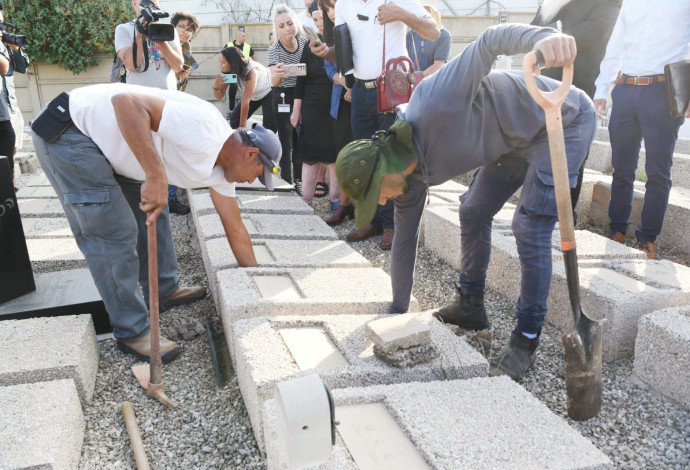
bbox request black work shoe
[489,330,540,381]
[433,290,490,330]
[168,198,190,215]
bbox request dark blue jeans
[351,83,395,228]
[458,91,596,335]
[608,82,685,243]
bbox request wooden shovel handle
[522,51,577,250]
[147,221,162,385]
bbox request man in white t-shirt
[31,84,281,364]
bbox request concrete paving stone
[589,180,690,256]
[634,306,690,410]
[14,151,39,175]
[16,185,58,199]
[595,126,609,142]
[26,238,84,262]
[21,217,73,238]
[586,140,614,174]
[263,376,612,470]
[23,172,51,187]
[429,180,469,195]
[190,191,313,215]
[0,314,99,405]
[234,312,488,449]
[196,213,337,242]
[365,313,431,351]
[17,198,65,217]
[235,175,295,192]
[551,229,647,261]
[0,380,85,470]
[201,238,370,304]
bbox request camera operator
[0,6,29,192]
[115,0,183,91]
[0,4,14,191]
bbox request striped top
[267,36,309,88]
[238,62,273,101]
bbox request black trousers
[0,120,16,180]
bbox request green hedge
[5,0,132,74]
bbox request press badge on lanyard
[278,92,290,113]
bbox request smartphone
[303,26,321,46]
[284,63,307,77]
[221,73,238,84]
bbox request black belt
[354,78,377,89]
[615,74,666,86]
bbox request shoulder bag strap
[132,27,150,73]
[411,31,421,72]
[381,2,387,74]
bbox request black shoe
[489,330,540,381]
[433,289,490,330]
[168,198,190,215]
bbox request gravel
[19,169,690,469]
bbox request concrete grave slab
[233,312,487,449]
[365,313,431,351]
[27,238,84,262]
[21,217,73,238]
[589,181,690,256]
[23,172,50,187]
[14,151,39,175]
[235,175,295,192]
[551,229,646,261]
[0,269,111,335]
[196,213,337,242]
[190,191,312,216]
[634,306,690,410]
[0,380,85,470]
[200,238,370,304]
[263,377,612,469]
[17,198,65,217]
[16,185,58,199]
[0,314,99,405]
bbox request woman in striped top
[212,47,276,131]
[268,4,309,188]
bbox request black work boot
[433,289,490,330]
[489,330,540,381]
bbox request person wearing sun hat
[336,23,597,382]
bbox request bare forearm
[210,189,258,267]
[158,42,183,71]
[406,15,440,40]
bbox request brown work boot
[637,240,656,260]
[346,223,383,242]
[608,231,627,244]
[117,332,181,363]
[380,228,394,250]
[161,285,207,311]
[326,203,355,226]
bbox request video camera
[0,22,27,48]
[136,0,174,42]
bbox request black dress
[295,39,337,165]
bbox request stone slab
[263,377,612,469]
[14,151,39,175]
[0,380,85,470]
[234,312,488,449]
[190,191,312,215]
[27,238,84,262]
[234,175,295,192]
[200,238,370,305]
[589,180,690,256]
[634,306,690,410]
[196,213,337,242]
[0,269,112,335]
[365,313,431,351]
[17,198,65,217]
[21,217,73,238]
[0,314,99,405]
[23,172,51,187]
[16,185,58,199]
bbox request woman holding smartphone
[212,47,276,131]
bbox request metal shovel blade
[562,313,603,420]
[132,363,177,408]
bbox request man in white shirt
[593,0,690,260]
[31,84,281,364]
[312,0,439,250]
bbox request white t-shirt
[335,0,429,80]
[114,22,181,91]
[69,83,236,197]
[297,11,317,32]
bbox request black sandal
[314,181,328,198]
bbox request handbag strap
[381,20,386,74]
[411,32,421,72]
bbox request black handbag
[334,24,354,75]
[664,60,690,118]
[30,92,73,143]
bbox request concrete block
[0,314,99,405]
[234,312,488,449]
[365,313,431,351]
[200,238,370,304]
[589,180,690,256]
[23,172,51,187]
[263,377,612,469]
[190,191,313,216]
[0,380,85,470]
[15,185,58,199]
[27,238,84,262]
[17,198,65,217]
[429,180,469,195]
[235,175,295,192]
[14,151,39,175]
[20,217,73,238]
[196,213,337,242]
[586,140,614,173]
[634,306,690,409]
[595,126,609,142]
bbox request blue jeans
[350,83,395,228]
[608,82,685,243]
[458,91,596,334]
[32,127,180,341]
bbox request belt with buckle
[615,74,666,86]
[354,77,377,89]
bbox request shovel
[522,52,602,421]
[131,219,176,408]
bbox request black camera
[135,0,174,42]
[0,22,27,48]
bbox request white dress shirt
[594,0,690,100]
[335,0,429,80]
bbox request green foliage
[5,0,132,74]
